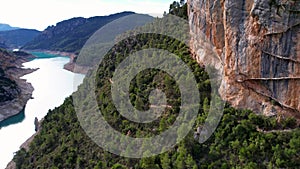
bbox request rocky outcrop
[0,49,36,122]
[188,0,300,119]
[64,60,90,74]
[5,161,16,169]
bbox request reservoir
[0,53,85,168]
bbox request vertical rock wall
[188,0,300,118]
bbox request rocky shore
[25,50,89,74]
[0,50,37,123]
[0,73,35,122]
[63,61,89,74]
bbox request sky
[0,0,171,31]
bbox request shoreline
[5,118,43,169]
[0,51,37,123]
[25,50,89,74]
[24,49,77,59]
[4,51,86,168]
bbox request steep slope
[22,12,136,53]
[0,49,35,122]
[64,13,155,73]
[188,0,300,119]
[11,3,300,168]
[0,29,40,49]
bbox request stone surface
[188,0,300,119]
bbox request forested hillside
[22,12,151,53]
[13,1,300,169]
[0,29,40,49]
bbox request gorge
[2,1,300,168]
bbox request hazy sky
[0,0,171,31]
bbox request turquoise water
[0,53,85,168]
[30,52,67,59]
[0,110,25,128]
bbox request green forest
[13,1,300,169]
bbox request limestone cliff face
[188,0,300,118]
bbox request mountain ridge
[0,29,40,49]
[11,13,300,168]
[22,11,137,53]
[0,23,19,31]
[8,1,300,168]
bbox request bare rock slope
[188,0,300,118]
[0,49,35,122]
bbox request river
[0,53,85,168]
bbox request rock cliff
[188,0,300,119]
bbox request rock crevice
[188,0,300,118]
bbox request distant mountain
[0,23,19,31]
[0,29,40,49]
[23,11,140,53]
